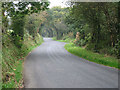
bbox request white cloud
[13,1,19,4]
[48,0,67,8]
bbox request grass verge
[65,43,119,69]
[2,33,43,88]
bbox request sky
[13,0,68,8]
[48,0,68,8]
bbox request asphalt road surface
[23,38,119,88]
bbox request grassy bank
[64,43,119,69]
[2,33,43,88]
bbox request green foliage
[78,39,86,46]
[12,35,23,48]
[25,12,47,39]
[2,2,49,47]
[2,2,48,88]
[10,16,25,48]
[2,33,43,88]
[2,1,49,88]
[0,2,2,89]
[111,41,120,58]
[65,43,119,69]
[64,2,119,58]
[41,7,69,39]
[2,60,23,88]
[53,35,75,43]
[11,16,25,38]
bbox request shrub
[79,39,86,46]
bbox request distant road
[23,38,118,88]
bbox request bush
[85,33,91,43]
[114,41,120,59]
[62,35,69,40]
[12,35,23,48]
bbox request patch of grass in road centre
[64,43,119,69]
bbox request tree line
[1,2,120,60]
[43,2,120,59]
[1,1,49,87]
[2,1,49,48]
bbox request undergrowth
[2,33,43,88]
[53,37,75,43]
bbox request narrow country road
[23,38,118,88]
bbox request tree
[41,7,69,39]
[2,1,49,47]
[65,2,119,58]
[25,11,48,39]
